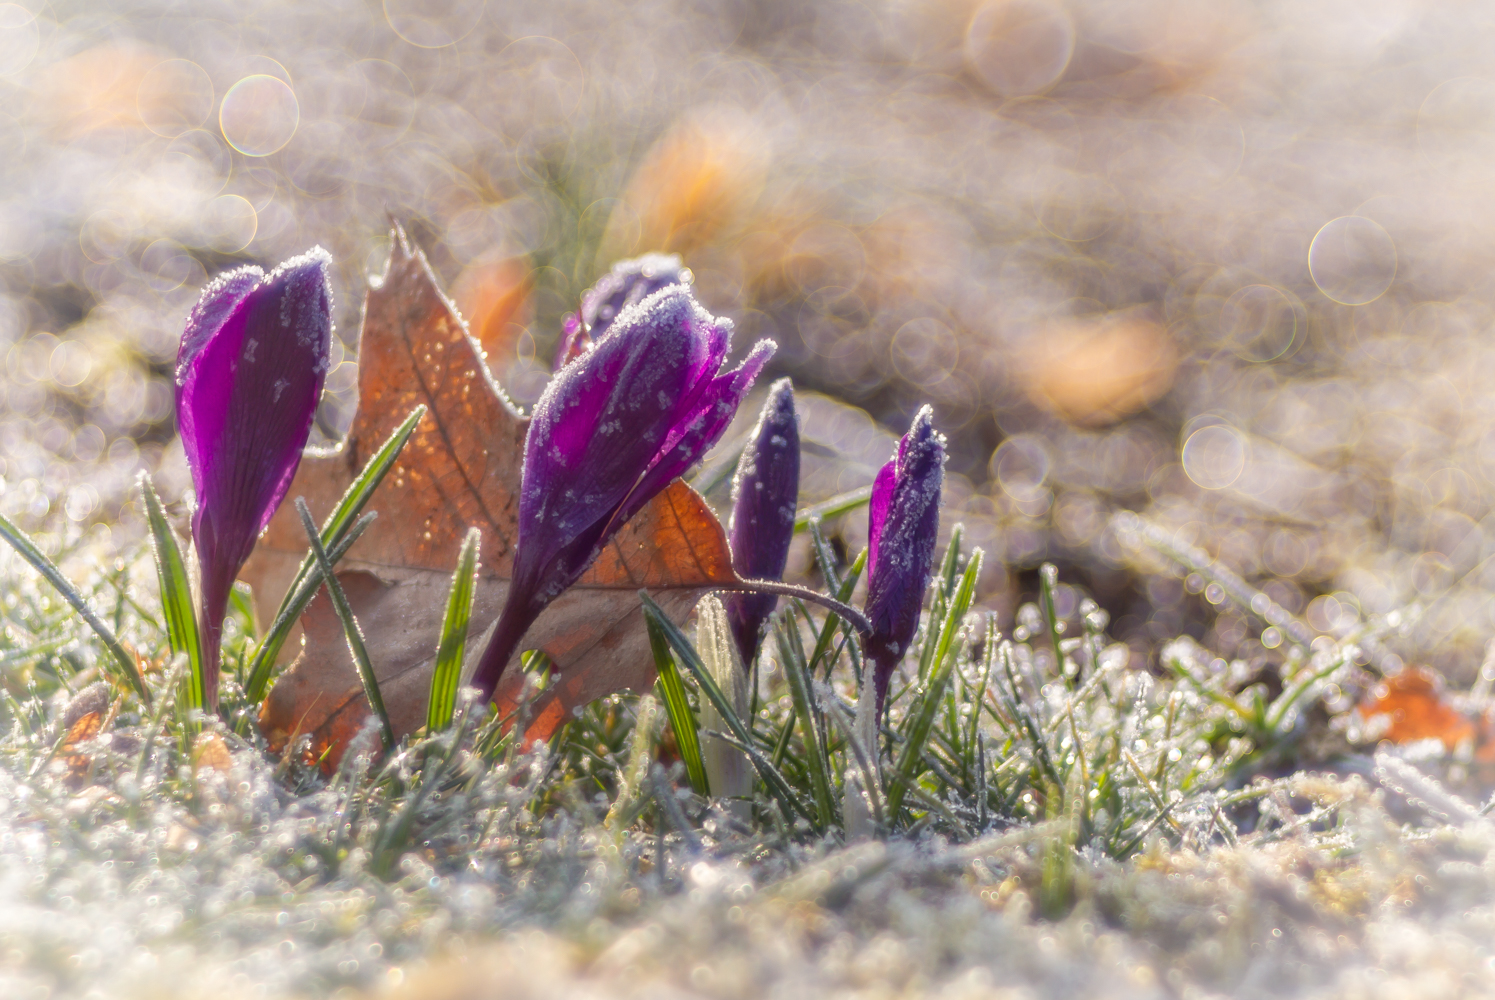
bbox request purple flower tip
[726,377,799,664]
[554,253,692,369]
[474,283,774,700]
[177,246,333,707]
[865,405,946,716]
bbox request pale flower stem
[725,578,871,637]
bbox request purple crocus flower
[177,248,333,707]
[472,284,774,700]
[725,377,799,664]
[554,253,690,368]
[865,406,946,716]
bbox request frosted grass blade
[646,611,709,795]
[427,527,481,733]
[139,473,204,711]
[243,403,425,703]
[296,498,394,751]
[0,513,149,702]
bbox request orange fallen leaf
[244,225,738,768]
[192,732,233,775]
[450,252,532,362]
[1355,666,1495,761]
[1022,313,1178,427]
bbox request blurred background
[3,0,1495,679]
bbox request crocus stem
[724,579,872,637]
[196,568,233,711]
[469,594,540,703]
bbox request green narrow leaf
[807,516,844,593]
[0,513,149,702]
[916,526,964,684]
[296,498,394,751]
[639,591,816,828]
[886,547,983,817]
[242,403,426,704]
[1038,562,1067,685]
[139,473,205,711]
[805,548,866,682]
[427,526,481,733]
[793,485,873,532]
[776,606,837,828]
[646,612,709,795]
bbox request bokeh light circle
[137,59,214,138]
[384,0,485,48]
[0,4,38,78]
[964,0,1075,97]
[1417,77,1495,170]
[991,435,1052,501]
[220,75,300,156]
[1182,425,1247,490]
[1308,216,1396,305]
[197,194,258,253]
[1219,284,1298,362]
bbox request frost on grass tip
[471,281,774,702]
[176,247,333,708]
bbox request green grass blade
[427,527,481,733]
[243,403,426,704]
[639,591,816,828]
[0,512,149,702]
[886,548,983,817]
[916,526,964,684]
[807,517,844,592]
[139,473,204,711]
[776,606,837,827]
[806,548,866,680]
[296,498,394,751]
[646,612,709,795]
[793,485,872,532]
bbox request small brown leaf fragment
[192,732,233,775]
[1356,667,1476,750]
[246,225,739,769]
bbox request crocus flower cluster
[177,249,333,707]
[864,406,947,715]
[472,278,774,700]
[725,377,799,664]
[555,253,689,368]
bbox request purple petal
[726,377,799,662]
[177,266,262,381]
[180,247,333,576]
[580,252,690,338]
[866,459,896,583]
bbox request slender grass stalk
[0,512,149,702]
[793,485,872,532]
[887,549,983,816]
[295,498,394,751]
[242,403,426,704]
[639,591,816,828]
[427,527,481,733]
[776,606,837,828]
[647,610,709,795]
[139,473,204,712]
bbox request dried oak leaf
[244,226,737,767]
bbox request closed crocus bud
[177,248,333,708]
[725,378,799,664]
[865,406,946,716]
[472,284,775,700]
[553,253,690,368]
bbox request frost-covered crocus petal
[515,287,724,592]
[472,284,775,702]
[180,247,333,570]
[580,252,689,338]
[864,406,946,714]
[176,247,333,707]
[865,459,896,582]
[611,338,774,537]
[726,377,800,663]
